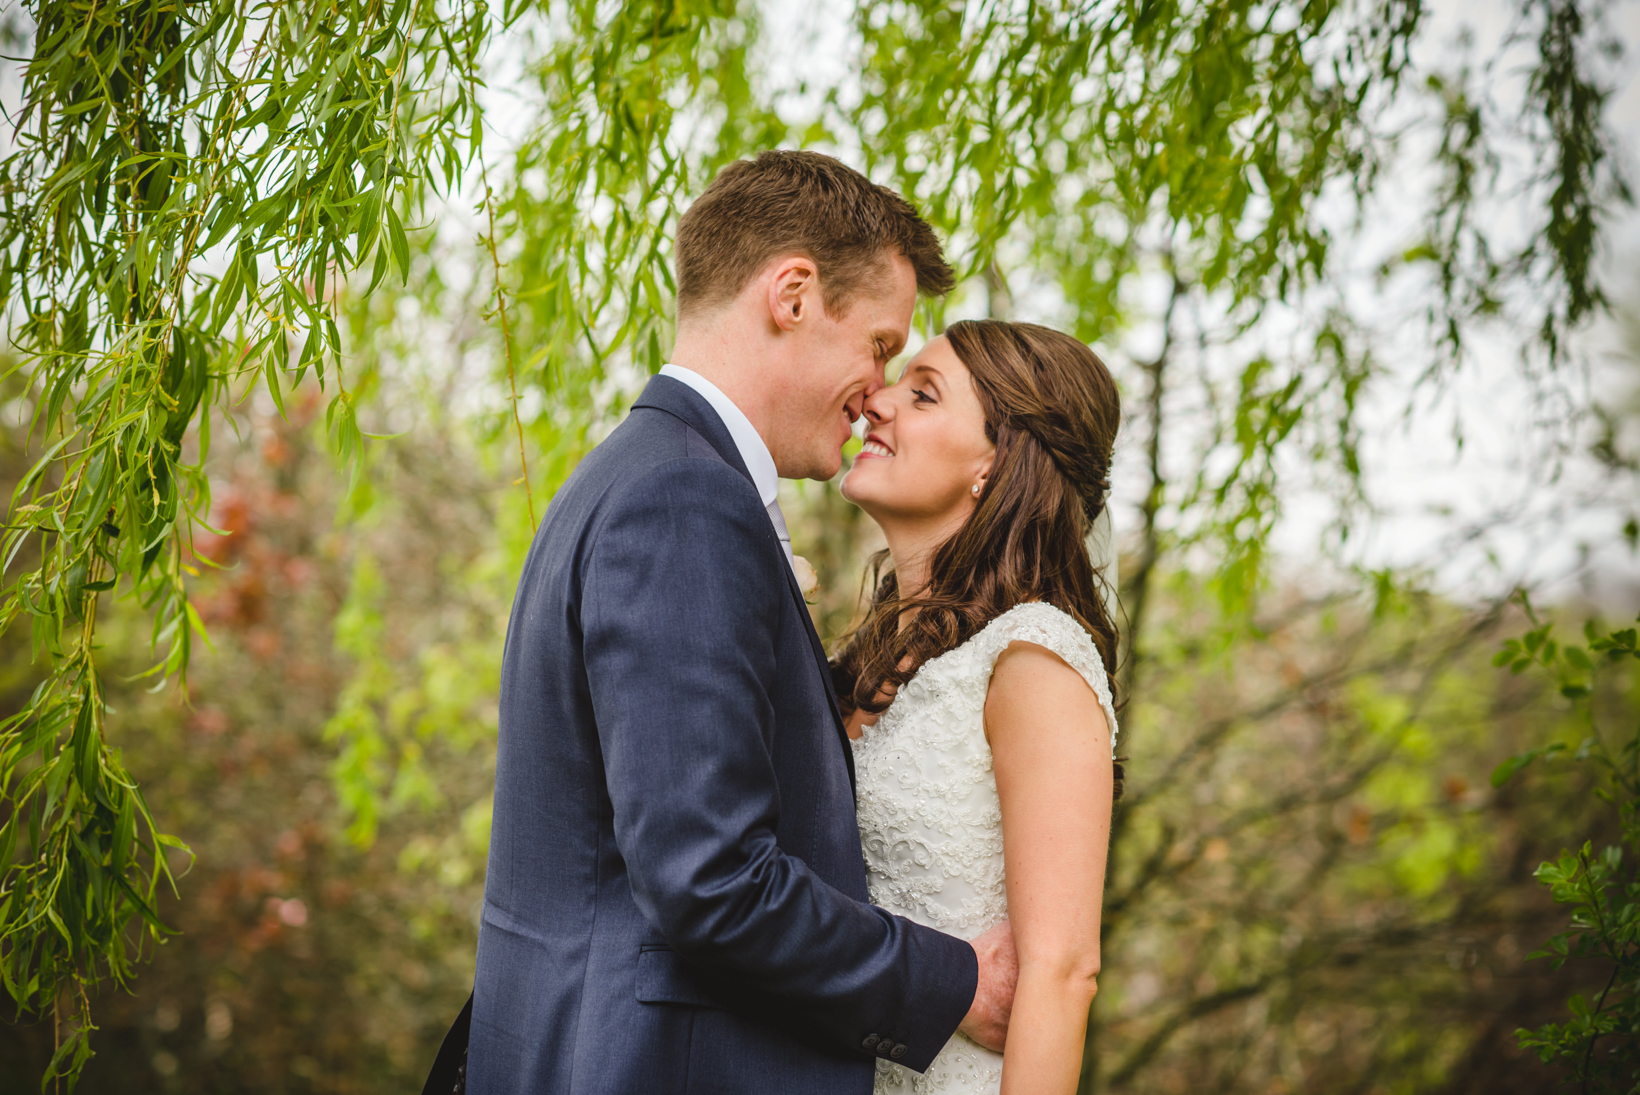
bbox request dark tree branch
[1117,264,1185,709]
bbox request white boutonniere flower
[792,555,819,601]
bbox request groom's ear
[767,256,820,333]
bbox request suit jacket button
[876,1041,893,1057]
[861,1034,881,1050]
[890,1044,908,1059]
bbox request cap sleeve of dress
[976,602,1120,758]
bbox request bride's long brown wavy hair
[831,320,1123,792]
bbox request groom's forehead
[838,255,917,334]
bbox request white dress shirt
[658,364,798,579]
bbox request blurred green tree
[1492,605,1640,1091]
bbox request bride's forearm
[998,967,1097,1095]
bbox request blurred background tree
[0,0,1636,1091]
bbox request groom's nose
[872,361,889,392]
[861,389,891,423]
[862,358,888,399]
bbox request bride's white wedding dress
[852,602,1120,1094]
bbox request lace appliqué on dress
[852,603,1118,1095]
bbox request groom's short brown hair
[675,150,955,319]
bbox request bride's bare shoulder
[984,640,1108,745]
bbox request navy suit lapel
[777,549,858,793]
[632,376,856,793]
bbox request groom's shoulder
[565,405,756,515]
[591,403,729,477]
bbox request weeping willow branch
[0,0,483,1080]
[0,0,1629,1087]
[482,178,535,528]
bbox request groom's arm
[581,457,977,1071]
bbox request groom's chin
[794,448,843,483]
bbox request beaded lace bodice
[852,603,1119,1094]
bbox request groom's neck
[669,318,781,450]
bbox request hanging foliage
[0,0,488,1079]
[0,0,1629,1086]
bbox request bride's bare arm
[985,640,1114,1095]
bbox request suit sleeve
[581,457,977,1071]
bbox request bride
[833,319,1122,1095]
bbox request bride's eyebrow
[908,364,943,392]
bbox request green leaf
[1492,743,1567,787]
[1493,751,1540,787]
[387,206,410,284]
[264,344,287,419]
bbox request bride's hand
[958,919,1018,1051]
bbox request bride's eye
[911,388,935,405]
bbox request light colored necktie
[765,498,797,576]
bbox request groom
[464,151,1016,1095]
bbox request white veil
[1085,505,1119,623]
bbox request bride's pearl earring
[971,484,981,495]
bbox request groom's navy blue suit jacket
[468,375,978,1095]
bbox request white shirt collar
[658,364,779,508]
